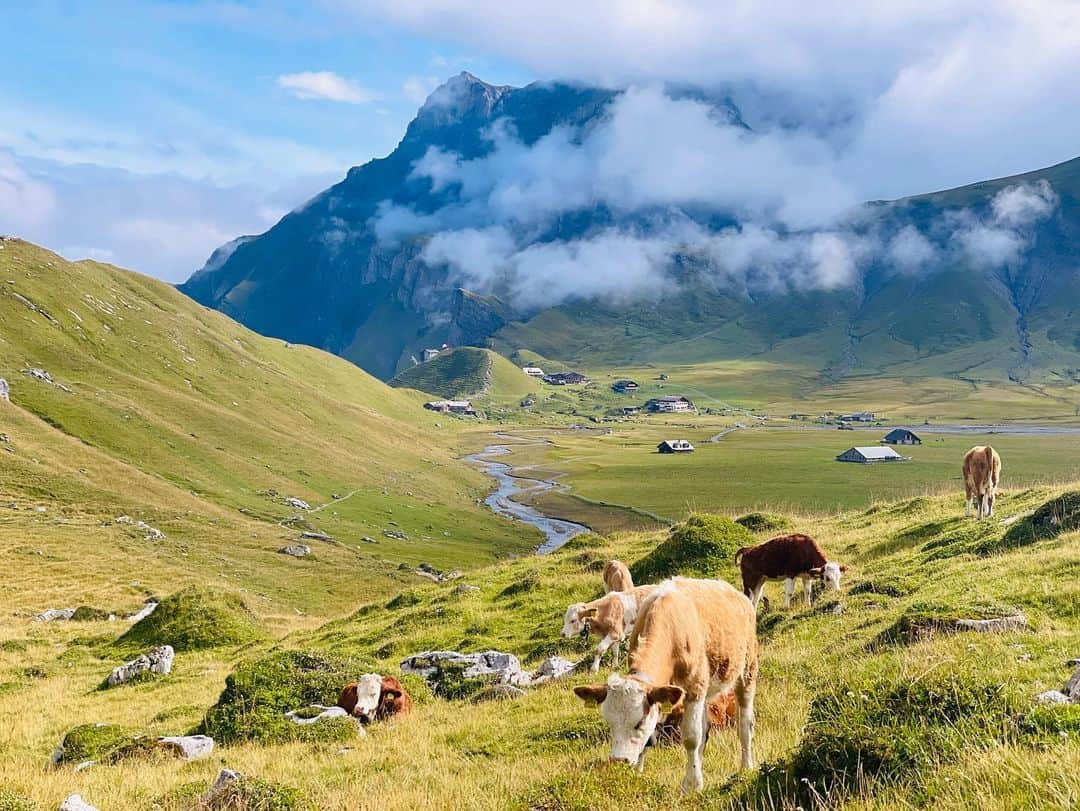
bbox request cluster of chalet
[611,379,639,393]
[839,411,875,422]
[543,371,591,385]
[421,343,451,363]
[836,428,921,463]
[423,399,477,416]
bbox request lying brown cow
[963,445,1002,520]
[603,559,634,592]
[736,533,846,611]
[651,692,737,746]
[337,674,412,723]
[575,577,758,793]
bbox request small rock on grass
[60,795,99,811]
[107,644,174,687]
[158,734,214,760]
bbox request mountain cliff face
[182,73,1080,385]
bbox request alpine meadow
[2,4,1080,811]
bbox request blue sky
[3,1,1080,283]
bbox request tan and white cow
[602,559,634,592]
[562,585,656,672]
[574,577,758,793]
[963,445,1002,520]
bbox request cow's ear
[579,607,599,619]
[838,563,848,573]
[646,685,685,709]
[382,688,401,700]
[808,566,824,576]
[574,684,608,705]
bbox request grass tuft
[630,514,753,583]
[113,586,265,653]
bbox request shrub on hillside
[70,605,112,621]
[734,512,793,534]
[53,723,158,765]
[166,776,314,811]
[113,586,264,653]
[849,575,916,598]
[630,514,753,583]
[993,491,1080,553]
[201,651,365,744]
[734,672,1024,807]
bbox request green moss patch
[54,723,158,765]
[113,586,264,653]
[168,775,314,811]
[849,575,916,598]
[995,491,1080,552]
[517,763,669,811]
[630,514,753,583]
[733,673,1025,807]
[70,605,112,622]
[201,651,365,744]
[0,789,37,811]
[734,512,793,534]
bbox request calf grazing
[603,559,634,592]
[562,585,655,672]
[651,692,737,746]
[736,533,846,611]
[336,673,384,723]
[963,445,1002,520]
[375,675,412,720]
[574,577,758,793]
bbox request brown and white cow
[562,585,656,672]
[574,577,757,793]
[603,559,634,593]
[651,692,737,746]
[735,533,846,611]
[337,675,412,723]
[963,445,1002,520]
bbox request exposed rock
[278,544,311,558]
[453,584,480,595]
[125,599,159,623]
[59,794,99,811]
[1036,690,1071,705]
[114,516,165,540]
[106,644,174,687]
[285,705,350,725]
[300,531,334,542]
[471,684,526,702]
[360,536,378,544]
[952,614,1028,634]
[74,760,95,772]
[401,649,529,686]
[414,569,441,583]
[530,656,575,685]
[34,607,76,622]
[383,529,409,541]
[206,769,243,799]
[24,367,71,393]
[0,377,8,402]
[285,497,311,511]
[158,734,214,760]
[1064,663,1080,701]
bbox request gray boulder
[1036,690,1071,705]
[285,497,311,511]
[125,599,159,623]
[952,614,1028,633]
[107,644,174,686]
[34,607,76,622]
[0,377,8,402]
[1065,663,1080,701]
[158,734,214,760]
[531,656,575,685]
[278,544,311,558]
[401,649,528,686]
[59,795,99,811]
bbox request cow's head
[350,673,384,723]
[809,562,846,591]
[562,603,596,638]
[574,674,684,765]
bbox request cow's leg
[635,747,647,773]
[987,489,995,517]
[735,676,756,770]
[802,576,814,606]
[592,633,617,673]
[679,697,706,793]
[612,639,621,668]
[783,578,795,610]
[747,580,765,612]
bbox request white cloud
[950,180,1058,269]
[276,71,376,104]
[0,152,55,229]
[403,75,441,105]
[888,225,938,273]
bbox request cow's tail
[984,445,995,468]
[734,546,749,563]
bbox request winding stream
[464,444,589,554]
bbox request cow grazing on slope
[963,445,1002,520]
[603,559,634,593]
[562,585,656,672]
[651,692,737,746]
[735,533,846,611]
[338,675,412,723]
[574,577,758,793]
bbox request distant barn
[646,395,693,413]
[543,371,590,385]
[658,439,695,454]
[836,446,909,463]
[883,428,921,445]
[612,379,639,393]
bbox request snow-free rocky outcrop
[158,734,214,760]
[1036,661,1080,705]
[401,650,576,690]
[106,644,174,686]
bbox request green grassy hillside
[0,239,538,620]
[2,482,1076,809]
[389,347,536,405]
